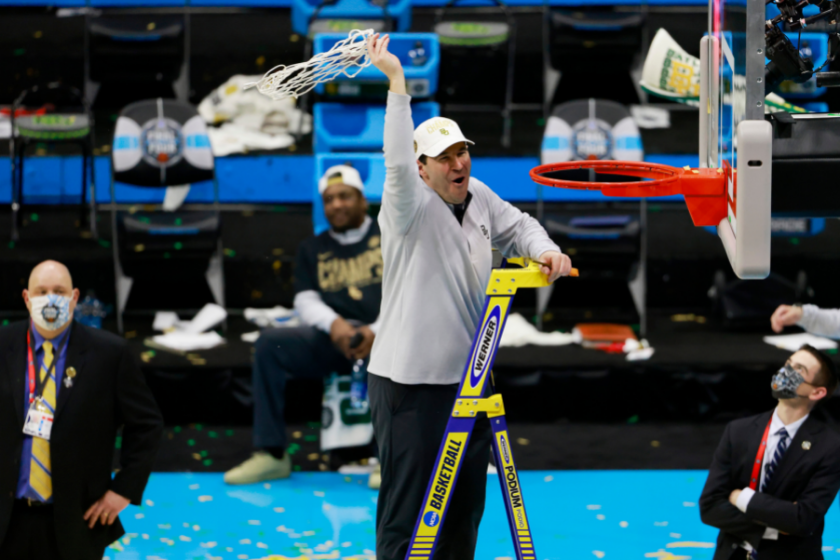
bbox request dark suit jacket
[699,410,840,560]
[0,320,164,560]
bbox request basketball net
[247,29,374,100]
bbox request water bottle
[409,41,427,67]
[348,331,368,409]
[76,291,106,329]
[350,358,368,409]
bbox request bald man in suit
[0,260,163,560]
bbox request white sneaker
[368,463,381,490]
[224,451,291,485]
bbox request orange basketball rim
[530,160,732,227]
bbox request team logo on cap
[440,129,449,136]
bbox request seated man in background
[225,165,382,486]
[700,345,840,560]
[772,304,840,337]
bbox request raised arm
[771,304,840,337]
[368,33,423,233]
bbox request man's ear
[22,289,31,312]
[417,160,428,182]
[811,385,828,402]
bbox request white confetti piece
[257,542,268,549]
[587,505,602,510]
[189,484,200,490]
[277,525,289,532]
[135,513,144,519]
[239,538,252,544]
[303,530,316,536]
[158,524,171,530]
[314,491,325,497]
[683,502,696,507]
[619,521,629,528]
[596,514,606,521]
[238,556,248,560]
[248,520,261,526]
[201,541,218,548]
[193,525,201,531]
[264,483,271,489]
[342,542,352,547]
[593,552,606,558]
[544,475,554,482]
[198,495,213,502]
[289,533,302,538]
[142,534,149,540]
[183,523,190,528]
[226,547,234,552]
[654,521,669,527]
[145,500,154,507]
[670,533,682,538]
[179,536,192,542]
[274,507,285,513]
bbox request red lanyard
[26,329,59,406]
[749,418,774,491]
[26,329,37,405]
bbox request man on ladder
[366,33,574,560]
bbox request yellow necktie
[29,340,55,501]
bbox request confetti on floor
[113,471,840,559]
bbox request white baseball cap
[318,164,365,196]
[414,117,474,159]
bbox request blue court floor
[107,471,840,560]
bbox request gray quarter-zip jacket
[367,92,562,385]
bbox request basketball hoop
[247,29,374,101]
[530,160,731,227]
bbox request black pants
[0,501,103,560]
[252,326,352,450]
[369,373,491,560]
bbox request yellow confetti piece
[596,514,606,520]
[135,513,145,519]
[180,536,192,542]
[620,521,629,528]
[249,519,261,525]
[666,542,715,548]
[189,484,200,490]
[201,541,218,548]
[593,552,606,559]
[516,438,530,445]
[544,475,554,482]
[199,495,213,502]
[274,507,285,513]
[193,525,201,531]
[293,431,303,439]
[586,505,601,510]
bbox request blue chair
[314,102,439,152]
[313,153,385,234]
[313,33,440,98]
[291,0,412,37]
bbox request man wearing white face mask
[0,260,163,560]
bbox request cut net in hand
[247,29,374,100]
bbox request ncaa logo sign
[423,511,440,527]
[500,435,510,464]
[470,307,501,388]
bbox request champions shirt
[294,217,383,328]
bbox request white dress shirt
[735,407,809,550]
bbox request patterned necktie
[761,427,790,493]
[29,340,55,501]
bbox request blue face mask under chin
[771,364,805,399]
